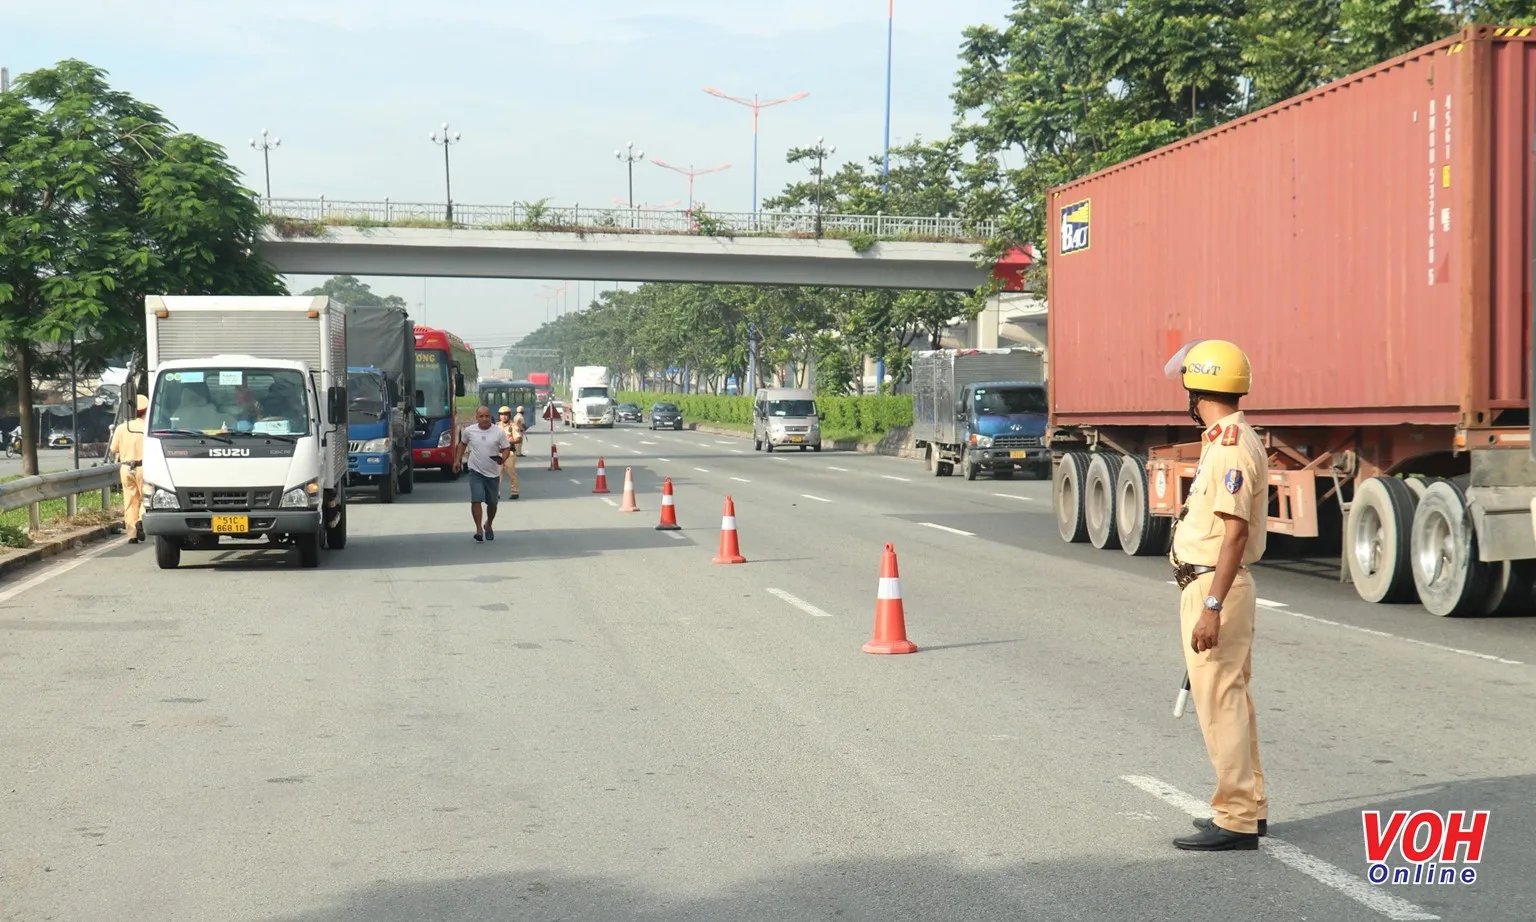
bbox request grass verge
[0,472,121,549]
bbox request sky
[8,0,1009,368]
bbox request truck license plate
[211,515,249,534]
[1009,450,1029,459]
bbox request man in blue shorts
[453,405,512,542]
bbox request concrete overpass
[257,198,1034,291]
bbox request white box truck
[568,365,615,428]
[139,296,350,569]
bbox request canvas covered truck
[345,304,416,502]
[1046,26,1536,618]
[911,348,1049,480]
[140,296,349,569]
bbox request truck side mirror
[454,372,466,398]
[327,385,347,424]
[415,389,425,408]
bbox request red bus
[411,325,475,476]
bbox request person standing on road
[513,405,527,456]
[1164,339,1270,852]
[109,395,148,544]
[495,405,521,501]
[454,405,512,542]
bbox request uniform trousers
[1180,569,1268,834]
[502,447,519,496]
[120,465,144,534]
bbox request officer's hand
[1191,612,1220,654]
[452,461,462,474]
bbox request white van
[752,387,822,452]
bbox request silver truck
[911,347,1048,480]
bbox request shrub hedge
[617,391,912,438]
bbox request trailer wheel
[1083,453,1122,550]
[1116,453,1169,556]
[1347,477,1419,604]
[1053,452,1090,544]
[1483,560,1536,615]
[399,460,415,495]
[1410,479,1491,617]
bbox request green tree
[0,60,282,474]
[302,274,408,309]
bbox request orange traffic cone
[619,468,640,512]
[548,443,561,471]
[862,543,917,655]
[656,478,681,530]
[712,495,746,564]
[592,457,610,494]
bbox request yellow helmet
[498,405,512,415]
[1166,339,1251,396]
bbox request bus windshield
[150,367,311,436]
[416,349,451,418]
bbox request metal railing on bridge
[260,198,997,242]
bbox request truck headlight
[437,430,453,447]
[971,434,993,448]
[281,479,321,508]
[147,486,180,510]
[361,438,390,453]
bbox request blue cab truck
[344,305,417,502]
[911,347,1049,481]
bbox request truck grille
[991,435,1042,450]
[178,488,280,511]
[586,407,605,418]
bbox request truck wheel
[326,493,348,550]
[1116,453,1169,556]
[1483,560,1536,615]
[1084,453,1122,550]
[813,443,822,453]
[1346,476,1419,604]
[398,460,415,495]
[966,457,979,480]
[754,438,762,450]
[298,529,322,568]
[1409,479,1491,617]
[154,536,181,570]
[766,442,775,453]
[378,467,397,504]
[1053,452,1090,543]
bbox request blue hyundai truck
[344,305,417,502]
[911,347,1050,481]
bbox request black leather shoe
[1194,817,1266,837]
[1173,823,1259,851]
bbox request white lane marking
[0,535,129,605]
[827,466,849,472]
[600,497,619,507]
[658,457,671,463]
[694,467,710,473]
[1256,598,1288,609]
[730,477,750,483]
[731,449,745,453]
[769,454,788,460]
[992,493,1036,502]
[882,474,911,482]
[664,531,687,541]
[631,450,643,455]
[766,588,833,618]
[920,522,976,537]
[1121,775,1438,921]
[640,440,657,445]
[801,494,831,503]
[714,440,734,445]
[570,478,581,485]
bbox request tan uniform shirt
[1171,411,1268,567]
[110,419,145,464]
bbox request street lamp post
[615,142,645,227]
[248,129,280,201]
[883,0,894,190]
[805,136,836,238]
[429,122,462,221]
[701,87,810,214]
[649,159,731,212]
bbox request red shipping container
[1046,26,1535,432]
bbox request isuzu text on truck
[140,296,350,569]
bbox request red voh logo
[1363,810,1489,885]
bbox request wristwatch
[1203,595,1223,612]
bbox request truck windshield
[150,367,311,436]
[347,372,389,424]
[577,386,608,399]
[767,399,816,417]
[974,387,1047,415]
[415,349,451,418]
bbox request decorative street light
[248,128,280,201]
[649,159,731,211]
[702,87,810,213]
[429,122,462,221]
[805,136,836,238]
[615,142,645,226]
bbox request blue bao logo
[1059,199,1091,254]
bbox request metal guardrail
[0,466,119,533]
[260,198,998,242]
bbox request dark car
[615,402,643,423]
[649,402,683,430]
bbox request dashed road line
[730,476,750,483]
[800,494,831,503]
[1256,598,1288,608]
[731,449,746,454]
[882,474,912,482]
[920,522,976,537]
[693,467,710,473]
[992,493,1036,502]
[600,497,619,507]
[631,450,643,455]
[827,466,849,472]
[714,440,734,445]
[766,588,834,618]
[657,457,671,462]
[664,531,687,541]
[1120,775,1438,921]
[640,440,657,445]
[569,478,582,485]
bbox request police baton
[1173,671,1191,719]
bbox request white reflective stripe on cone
[662,495,675,506]
[877,577,901,600]
[722,516,736,530]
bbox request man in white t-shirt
[454,405,512,542]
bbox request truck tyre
[1116,453,1169,556]
[1409,479,1491,617]
[378,467,396,504]
[298,528,322,568]
[754,437,762,450]
[1483,560,1536,615]
[1084,453,1122,550]
[326,493,348,550]
[965,449,980,480]
[154,536,181,570]
[813,443,822,453]
[1054,452,1090,544]
[399,460,415,495]
[1346,476,1419,604]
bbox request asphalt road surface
[2,422,1532,922]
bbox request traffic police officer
[496,406,520,500]
[1165,339,1269,851]
[110,395,149,543]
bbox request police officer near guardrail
[109,395,148,544]
[1164,339,1269,851]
